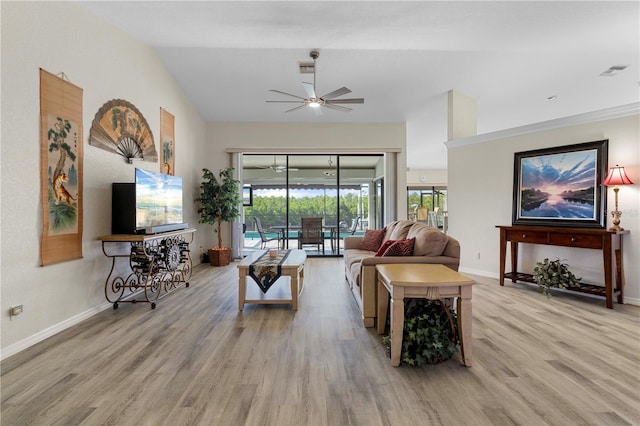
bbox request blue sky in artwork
[521,149,597,194]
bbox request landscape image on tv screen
[135,168,183,229]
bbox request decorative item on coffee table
[532,258,582,298]
[195,167,241,266]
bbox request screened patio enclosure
[241,154,384,257]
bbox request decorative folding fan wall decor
[89,99,157,163]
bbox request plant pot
[208,247,231,266]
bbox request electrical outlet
[10,305,23,317]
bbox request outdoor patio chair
[298,217,325,254]
[346,216,360,235]
[254,217,280,249]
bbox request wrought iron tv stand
[98,228,195,309]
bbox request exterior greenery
[383,299,459,366]
[196,168,241,249]
[407,189,446,212]
[245,191,366,229]
[532,258,582,298]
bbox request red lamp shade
[601,165,634,186]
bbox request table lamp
[600,165,634,231]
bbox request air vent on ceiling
[299,61,315,74]
[600,65,628,77]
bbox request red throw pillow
[374,239,396,256]
[382,238,415,257]
[358,228,386,251]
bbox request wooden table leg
[390,286,405,367]
[291,273,298,311]
[457,286,473,366]
[238,269,247,311]
[499,227,506,286]
[377,279,389,335]
[298,265,305,295]
[614,234,624,304]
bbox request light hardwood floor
[2,258,639,425]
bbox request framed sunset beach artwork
[512,140,608,228]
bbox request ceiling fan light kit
[267,50,364,113]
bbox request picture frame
[242,184,253,206]
[512,140,608,228]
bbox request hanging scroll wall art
[160,108,175,175]
[89,99,157,163]
[40,69,84,265]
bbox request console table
[497,225,627,308]
[97,228,195,309]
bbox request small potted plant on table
[195,167,241,266]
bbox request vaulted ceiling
[79,1,639,169]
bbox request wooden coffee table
[376,264,475,367]
[238,249,306,311]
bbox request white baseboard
[1,302,113,361]
[460,267,640,307]
[459,266,499,279]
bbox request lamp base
[609,210,624,232]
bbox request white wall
[447,109,640,304]
[407,169,447,187]
[205,122,408,243]
[1,2,208,357]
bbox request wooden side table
[496,225,628,308]
[376,264,475,367]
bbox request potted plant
[382,299,458,366]
[195,167,241,266]
[532,258,582,298]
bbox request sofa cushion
[384,220,414,242]
[344,249,373,270]
[359,228,386,251]
[381,237,415,256]
[374,239,397,256]
[408,224,448,256]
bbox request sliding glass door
[242,154,381,256]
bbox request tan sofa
[344,220,461,328]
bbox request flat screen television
[112,168,186,234]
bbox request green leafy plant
[532,257,582,298]
[195,168,241,249]
[383,299,458,366]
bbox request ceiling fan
[257,156,298,173]
[323,156,336,177]
[267,51,364,114]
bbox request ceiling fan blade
[325,98,365,104]
[269,89,307,100]
[284,104,307,113]
[320,86,351,100]
[266,100,305,103]
[322,103,352,112]
[302,82,316,99]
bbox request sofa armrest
[344,236,363,250]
